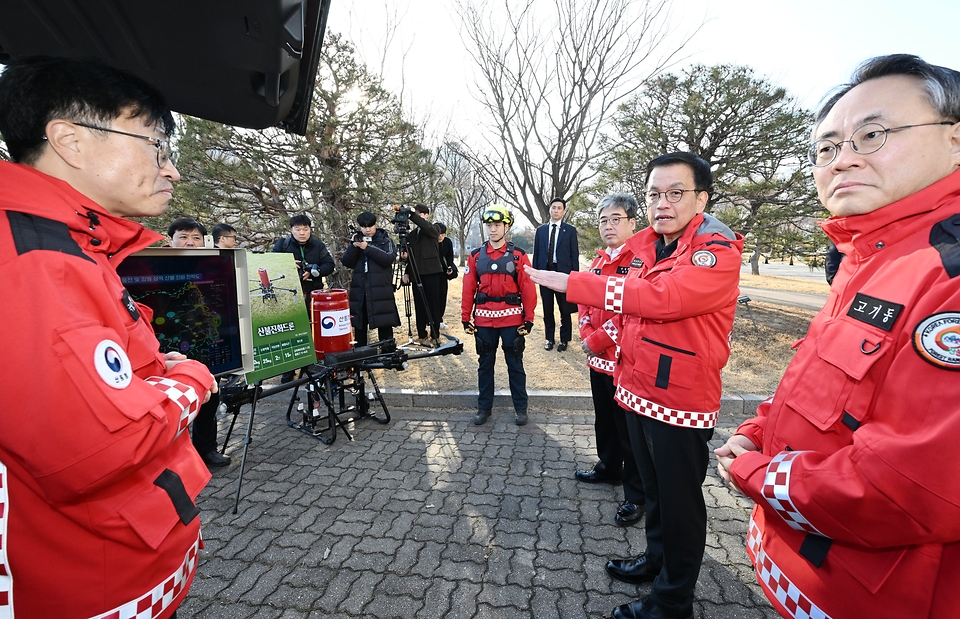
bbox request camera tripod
[392,230,438,346]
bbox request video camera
[390,205,413,244]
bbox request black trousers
[412,272,442,339]
[192,391,220,455]
[624,409,712,617]
[438,276,449,324]
[589,370,644,505]
[476,325,527,412]
[355,302,394,347]
[539,276,572,343]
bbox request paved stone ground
[180,397,778,619]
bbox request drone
[250,268,299,302]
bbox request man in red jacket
[530,153,744,619]
[462,205,538,426]
[575,193,646,529]
[0,57,216,619]
[716,54,960,619]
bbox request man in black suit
[533,197,579,351]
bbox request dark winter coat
[271,234,335,296]
[439,237,458,280]
[340,228,401,329]
[404,210,443,275]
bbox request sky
[333,0,957,141]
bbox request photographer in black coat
[341,212,401,346]
[271,213,335,307]
[400,203,444,346]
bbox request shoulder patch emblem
[912,312,960,370]
[464,265,470,274]
[94,339,133,388]
[592,268,602,275]
[616,266,630,275]
[630,257,644,269]
[121,289,141,322]
[692,250,717,268]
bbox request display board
[117,248,254,376]
[244,252,317,382]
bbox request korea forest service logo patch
[912,312,960,370]
[94,339,133,388]
[691,250,717,268]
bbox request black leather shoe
[544,340,555,351]
[557,341,568,352]
[605,555,661,584]
[615,501,645,527]
[575,468,621,484]
[203,450,231,468]
[515,410,528,425]
[473,409,491,425]
[611,598,693,619]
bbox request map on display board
[117,248,252,376]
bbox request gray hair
[596,193,639,220]
[815,54,960,126]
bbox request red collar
[821,168,960,259]
[0,161,162,259]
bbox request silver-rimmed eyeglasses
[808,120,957,167]
[73,122,173,168]
[598,215,631,227]
[645,189,699,205]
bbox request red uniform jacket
[0,162,213,619]
[567,214,743,427]
[462,241,537,328]
[730,170,960,619]
[577,246,635,376]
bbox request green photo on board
[245,252,317,382]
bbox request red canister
[311,289,353,359]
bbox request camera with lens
[349,226,364,243]
[390,205,413,226]
[303,263,321,278]
[390,205,413,241]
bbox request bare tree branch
[456,0,697,226]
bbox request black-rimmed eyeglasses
[808,120,958,167]
[73,122,173,168]
[645,189,699,205]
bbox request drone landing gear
[284,364,390,445]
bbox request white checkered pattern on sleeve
[475,307,523,319]
[747,517,833,619]
[144,377,201,438]
[0,462,11,618]
[762,451,826,535]
[588,355,616,374]
[578,314,592,329]
[604,277,625,313]
[91,534,200,619]
[601,319,618,343]
[615,385,718,428]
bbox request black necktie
[547,224,557,265]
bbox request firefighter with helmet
[462,204,538,425]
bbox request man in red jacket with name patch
[575,193,646,529]
[0,57,217,619]
[717,54,960,619]
[530,152,744,619]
